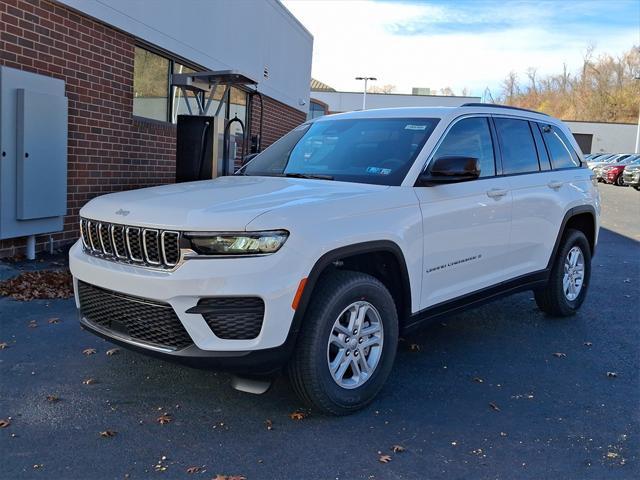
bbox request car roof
[314,105,555,124]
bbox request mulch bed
[0,270,73,301]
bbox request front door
[414,116,513,309]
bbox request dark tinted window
[432,117,495,177]
[241,118,439,186]
[494,118,539,174]
[531,122,552,170]
[541,124,581,169]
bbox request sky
[282,0,640,98]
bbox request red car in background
[603,156,640,186]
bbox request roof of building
[310,78,336,92]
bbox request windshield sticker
[405,124,427,130]
[366,167,392,175]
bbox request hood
[80,176,387,231]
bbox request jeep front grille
[80,218,181,269]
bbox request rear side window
[432,117,496,177]
[494,118,540,175]
[541,124,581,169]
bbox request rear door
[496,117,577,276]
[414,116,513,308]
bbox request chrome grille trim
[80,217,182,270]
[142,229,161,265]
[125,227,143,262]
[161,231,180,267]
[111,225,128,259]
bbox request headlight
[184,230,289,256]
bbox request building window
[307,100,327,120]
[133,47,170,122]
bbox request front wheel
[288,270,398,415]
[615,174,625,186]
[534,229,591,317]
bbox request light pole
[635,74,640,154]
[355,76,376,110]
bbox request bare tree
[367,84,396,94]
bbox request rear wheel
[534,229,591,317]
[288,270,398,415]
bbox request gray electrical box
[0,66,67,240]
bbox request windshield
[240,117,439,186]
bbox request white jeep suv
[70,104,600,415]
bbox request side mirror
[417,155,480,186]
[242,152,259,165]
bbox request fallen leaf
[378,454,392,463]
[489,402,501,412]
[46,395,60,403]
[0,419,10,428]
[82,348,96,356]
[408,343,421,352]
[0,270,73,301]
[106,348,120,356]
[186,466,201,474]
[265,419,273,430]
[606,372,618,378]
[82,378,96,385]
[584,342,593,347]
[99,430,117,438]
[473,377,484,383]
[607,452,619,459]
[500,432,508,437]
[28,321,38,328]
[289,411,306,421]
[471,448,484,456]
[391,444,405,453]
[0,342,8,349]
[553,352,567,358]
[157,413,172,424]
[48,318,60,324]
[33,464,43,469]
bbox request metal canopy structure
[171,69,258,117]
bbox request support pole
[26,235,36,260]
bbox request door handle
[547,180,563,190]
[486,188,507,199]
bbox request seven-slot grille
[80,218,180,269]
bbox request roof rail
[461,103,549,116]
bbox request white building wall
[312,91,480,113]
[57,0,313,113]
[565,121,638,154]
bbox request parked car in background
[587,154,631,171]
[602,155,640,186]
[622,159,640,190]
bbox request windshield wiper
[283,172,334,180]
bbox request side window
[432,117,495,177]
[541,124,581,169]
[530,122,552,170]
[494,118,540,175]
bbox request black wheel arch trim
[546,205,597,269]
[282,240,412,353]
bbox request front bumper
[69,240,310,371]
[623,171,640,187]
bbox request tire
[534,229,591,317]
[615,174,625,186]
[288,270,398,415]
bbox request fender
[546,205,597,270]
[282,240,412,350]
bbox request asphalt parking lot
[1,183,638,480]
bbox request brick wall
[0,0,306,258]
